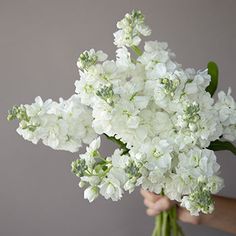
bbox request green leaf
[207,140,236,155]
[206,61,219,97]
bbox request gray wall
[0,0,236,235]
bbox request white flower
[114,10,151,47]
[11,10,230,216]
[214,88,236,141]
[184,69,211,95]
[77,49,107,71]
[16,95,96,152]
[111,149,129,168]
[84,186,99,202]
[180,196,201,216]
[99,175,123,201]
[207,175,224,194]
[180,182,215,216]
[80,137,101,167]
[124,179,136,193]
[215,88,236,125]
[138,41,177,80]
[141,175,163,194]
[81,176,101,186]
[176,148,220,180]
[116,47,135,73]
[222,125,236,141]
[165,175,192,201]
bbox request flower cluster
[8,95,96,152]
[9,10,236,217]
[114,10,151,48]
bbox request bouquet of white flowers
[8,10,236,236]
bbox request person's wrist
[198,195,218,226]
[177,206,202,225]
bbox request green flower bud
[183,102,200,124]
[125,161,140,178]
[78,51,98,71]
[96,85,115,106]
[161,78,180,97]
[71,159,88,177]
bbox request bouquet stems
[152,206,184,236]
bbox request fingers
[140,188,201,224]
[144,198,155,208]
[146,208,159,216]
[141,188,202,224]
[140,188,161,202]
[140,188,175,217]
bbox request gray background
[0,0,236,235]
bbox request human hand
[140,188,201,225]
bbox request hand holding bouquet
[8,10,236,236]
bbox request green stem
[158,212,163,236]
[152,213,161,236]
[151,217,157,236]
[166,211,171,236]
[170,206,178,236]
[151,218,157,236]
[162,211,168,236]
[131,45,143,56]
[151,203,184,236]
